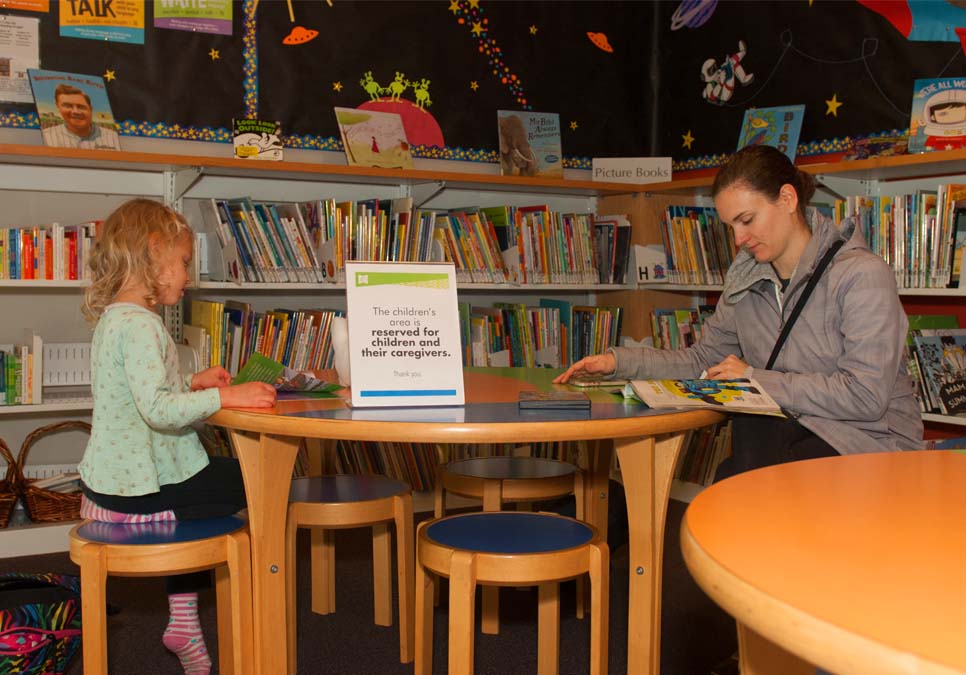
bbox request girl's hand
[191,366,232,391]
[705,354,750,380]
[553,353,617,384]
[219,382,277,409]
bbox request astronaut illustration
[701,40,754,105]
[920,88,966,150]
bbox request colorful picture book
[233,352,342,397]
[911,332,966,416]
[908,78,966,154]
[497,110,563,178]
[626,378,784,416]
[233,118,283,161]
[736,104,805,162]
[28,69,121,150]
[334,107,414,169]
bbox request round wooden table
[210,367,723,675]
[681,450,966,675]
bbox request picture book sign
[736,104,805,162]
[345,261,464,408]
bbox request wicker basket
[17,420,91,523]
[0,437,17,528]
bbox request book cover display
[334,106,414,169]
[627,378,784,416]
[233,118,283,160]
[497,110,563,178]
[27,69,121,150]
[908,78,966,153]
[736,104,805,162]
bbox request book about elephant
[497,110,563,179]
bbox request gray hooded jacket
[610,211,923,454]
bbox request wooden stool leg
[373,522,392,626]
[394,493,415,663]
[310,527,335,614]
[575,470,586,621]
[227,529,254,675]
[449,550,478,675]
[76,543,109,675]
[215,563,235,675]
[285,507,299,674]
[537,583,560,675]
[480,479,502,635]
[433,470,445,607]
[589,542,610,675]
[414,523,435,675]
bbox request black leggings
[713,415,839,483]
[82,456,247,593]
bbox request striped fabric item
[79,495,176,523]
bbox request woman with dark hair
[556,144,922,479]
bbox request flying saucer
[283,25,319,45]
[587,32,613,53]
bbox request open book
[625,378,784,416]
[233,353,342,398]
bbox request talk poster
[59,0,144,44]
[345,261,464,408]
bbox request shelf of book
[0,280,89,288]
[196,280,632,292]
[0,400,93,415]
[640,283,966,297]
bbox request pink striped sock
[80,495,176,523]
[162,593,211,675]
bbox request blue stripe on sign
[360,389,458,397]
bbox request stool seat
[447,457,577,480]
[426,512,593,554]
[286,474,414,672]
[415,511,608,675]
[76,516,245,545]
[69,518,252,675]
[289,474,408,503]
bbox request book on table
[233,352,342,398]
[625,378,784,416]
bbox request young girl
[77,198,276,675]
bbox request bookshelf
[622,150,966,500]
[0,140,645,553]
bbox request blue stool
[286,474,414,672]
[68,516,252,675]
[435,456,586,634]
[414,511,609,675]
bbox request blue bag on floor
[0,572,82,674]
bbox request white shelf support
[412,180,448,209]
[163,166,203,207]
[814,174,874,199]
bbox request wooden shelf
[0,279,88,288]
[922,413,966,427]
[195,280,630,292]
[0,143,640,197]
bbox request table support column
[582,439,612,543]
[231,430,299,675]
[615,432,686,675]
[738,623,815,675]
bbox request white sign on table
[345,261,465,408]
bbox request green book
[234,352,342,397]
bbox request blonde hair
[82,198,192,323]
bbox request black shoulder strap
[765,239,845,370]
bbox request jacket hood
[721,209,864,305]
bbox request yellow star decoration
[103,69,116,82]
[332,81,343,92]
[208,48,220,60]
[682,130,695,149]
[529,25,538,35]
[448,0,459,14]
[470,80,479,91]
[471,21,483,36]
[826,93,843,117]
[468,0,479,7]
[570,121,578,131]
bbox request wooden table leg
[614,432,687,675]
[231,430,299,675]
[583,439,611,544]
[737,623,816,675]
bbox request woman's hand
[219,382,277,409]
[553,352,617,384]
[191,366,232,391]
[705,354,750,380]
